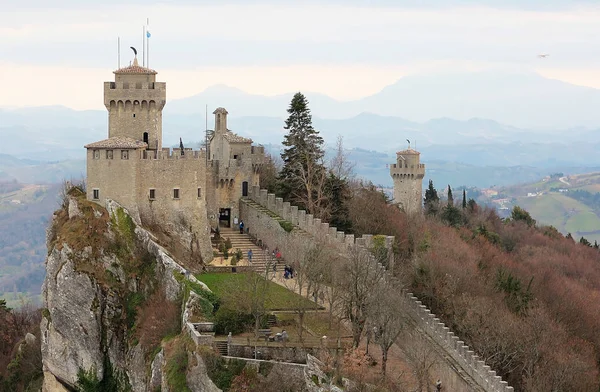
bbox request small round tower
[390,148,425,214]
[103,56,166,150]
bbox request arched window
[143,132,149,145]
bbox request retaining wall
[240,186,513,392]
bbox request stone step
[215,341,228,356]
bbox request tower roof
[85,137,148,149]
[213,107,229,115]
[114,58,157,75]
[396,148,420,155]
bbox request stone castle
[85,54,426,263]
[85,56,264,262]
[389,147,425,214]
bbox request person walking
[239,220,244,234]
[247,249,253,265]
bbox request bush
[214,307,253,335]
[202,350,247,390]
[279,220,294,233]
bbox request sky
[1,0,600,110]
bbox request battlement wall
[240,186,513,392]
[140,148,206,160]
[105,81,166,91]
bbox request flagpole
[146,18,150,69]
[142,25,146,67]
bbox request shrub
[279,220,294,233]
[214,307,253,335]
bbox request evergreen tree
[278,93,326,215]
[424,180,440,216]
[447,185,453,206]
[462,189,467,209]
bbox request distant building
[389,148,425,214]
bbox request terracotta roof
[223,130,252,143]
[85,137,148,149]
[114,58,157,75]
[396,148,420,155]
[114,65,157,75]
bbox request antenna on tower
[205,104,209,165]
[142,25,145,67]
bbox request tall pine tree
[278,93,326,215]
[447,185,453,206]
[424,180,440,216]
[462,189,467,209]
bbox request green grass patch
[565,211,600,233]
[196,273,319,311]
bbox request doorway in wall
[143,132,149,145]
[219,208,231,227]
[242,181,249,197]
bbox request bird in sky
[537,53,550,58]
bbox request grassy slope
[196,272,318,311]
[517,193,600,242]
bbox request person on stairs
[239,220,244,234]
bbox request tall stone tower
[103,56,166,150]
[390,147,425,214]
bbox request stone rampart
[240,186,513,392]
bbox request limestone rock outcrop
[41,192,211,391]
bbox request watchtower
[390,148,425,214]
[103,56,166,151]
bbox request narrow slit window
[173,188,180,199]
[149,189,156,200]
[92,189,99,200]
[197,188,202,198]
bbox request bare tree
[329,135,355,180]
[338,246,387,348]
[403,329,438,392]
[221,271,270,339]
[368,279,408,376]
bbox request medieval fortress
[85,54,424,262]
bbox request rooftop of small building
[85,137,148,149]
[221,129,253,144]
[114,57,157,75]
[396,148,420,155]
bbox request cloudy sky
[1,0,600,110]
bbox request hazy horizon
[2,0,600,111]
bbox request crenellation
[282,202,291,221]
[297,210,306,229]
[267,193,276,211]
[290,206,298,225]
[275,197,284,216]
[260,189,268,206]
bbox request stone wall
[240,186,514,392]
[227,344,321,364]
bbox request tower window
[143,132,149,144]
[173,188,180,199]
[93,150,100,160]
[149,189,156,200]
[133,114,136,118]
[121,150,129,160]
[106,150,113,159]
[92,189,100,200]
[197,188,202,198]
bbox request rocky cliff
[40,187,214,391]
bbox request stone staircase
[215,340,228,356]
[216,227,280,274]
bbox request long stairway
[217,227,280,274]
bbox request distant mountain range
[4,69,600,188]
[167,70,600,129]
